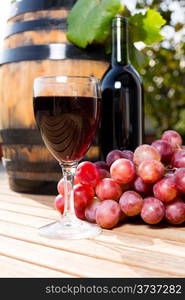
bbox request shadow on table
[116,215,185,230]
[19,193,55,209]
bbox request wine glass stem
[60,162,78,220]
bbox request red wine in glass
[33,76,101,239]
[33,96,100,163]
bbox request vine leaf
[67,0,124,48]
[130,9,166,44]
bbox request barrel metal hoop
[4,160,60,173]
[5,18,66,38]
[0,44,108,65]
[0,129,44,145]
[9,0,77,19]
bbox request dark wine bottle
[100,16,144,160]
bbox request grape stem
[164,166,177,173]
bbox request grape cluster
[55,130,185,229]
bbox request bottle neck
[111,18,130,67]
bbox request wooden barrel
[0,0,108,194]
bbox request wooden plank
[0,177,54,204]
[0,235,165,278]
[0,220,184,277]
[1,191,185,246]
[0,255,73,278]
[115,223,185,243]
[97,230,185,256]
[0,194,54,209]
[1,199,185,244]
[0,187,54,200]
[0,201,58,219]
[1,171,185,277]
[0,210,52,227]
[2,216,185,262]
[0,202,184,255]
[0,189,54,204]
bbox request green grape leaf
[67,0,124,48]
[130,9,166,44]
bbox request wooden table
[0,164,185,278]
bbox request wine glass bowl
[33,75,102,239]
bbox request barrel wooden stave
[5,9,69,49]
[4,31,68,49]
[8,10,69,24]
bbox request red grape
[141,197,165,224]
[162,130,182,150]
[94,161,109,171]
[165,198,185,224]
[95,178,122,201]
[98,168,111,180]
[119,191,144,216]
[171,150,185,168]
[85,197,101,223]
[96,200,121,229]
[151,139,174,163]
[54,194,64,214]
[74,183,94,209]
[57,178,71,195]
[133,144,161,166]
[138,160,165,183]
[153,176,177,202]
[174,168,185,193]
[110,158,135,184]
[106,150,125,167]
[74,176,80,185]
[75,207,86,220]
[132,176,153,195]
[76,161,100,188]
[122,150,134,161]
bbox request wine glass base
[39,217,102,240]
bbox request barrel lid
[9,0,77,19]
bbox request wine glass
[33,75,102,239]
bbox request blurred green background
[133,0,185,140]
